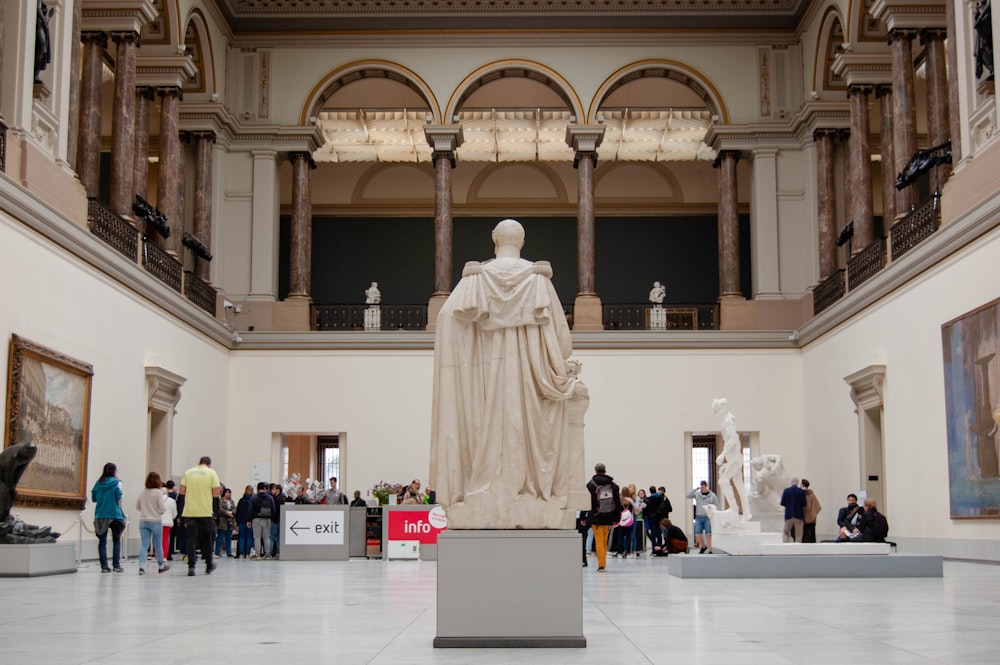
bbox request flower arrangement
[370,481,404,505]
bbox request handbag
[619,507,634,527]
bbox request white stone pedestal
[0,542,77,577]
[435,530,585,647]
[364,305,380,331]
[649,305,666,330]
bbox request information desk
[381,504,448,561]
[279,504,350,561]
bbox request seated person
[659,518,689,555]
[839,498,888,542]
[834,493,864,542]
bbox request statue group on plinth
[363,281,381,331]
[648,281,667,329]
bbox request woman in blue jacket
[92,462,126,572]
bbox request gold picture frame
[4,335,94,510]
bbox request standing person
[616,485,636,559]
[323,477,346,505]
[686,481,720,554]
[350,490,367,507]
[165,480,182,560]
[235,485,254,558]
[269,483,286,559]
[214,487,236,557]
[91,462,126,573]
[576,509,590,567]
[586,463,621,572]
[780,477,807,543]
[161,486,177,562]
[250,482,276,559]
[801,479,822,543]
[179,456,221,576]
[643,486,665,553]
[634,487,646,554]
[135,472,169,575]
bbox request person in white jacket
[135,472,170,574]
[161,487,178,562]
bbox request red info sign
[386,506,448,544]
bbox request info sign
[283,509,346,545]
[386,505,448,544]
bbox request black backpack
[873,512,889,541]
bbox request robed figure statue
[429,219,589,529]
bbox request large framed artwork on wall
[942,298,1000,518]
[4,335,93,510]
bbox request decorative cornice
[179,103,326,154]
[869,0,947,32]
[832,52,893,88]
[81,1,159,35]
[705,101,851,151]
[136,54,198,89]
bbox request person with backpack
[586,463,621,571]
[843,497,889,543]
[249,482,276,559]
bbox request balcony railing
[891,193,942,260]
[88,198,139,262]
[602,304,717,330]
[0,119,7,173]
[184,271,217,315]
[313,304,428,331]
[142,237,183,292]
[813,192,942,315]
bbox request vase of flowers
[370,481,404,506]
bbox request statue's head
[712,397,727,413]
[492,219,525,253]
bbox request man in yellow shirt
[179,456,221,576]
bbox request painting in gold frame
[4,335,93,510]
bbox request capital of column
[847,84,875,97]
[920,27,947,45]
[431,150,457,168]
[110,30,141,47]
[136,85,155,101]
[712,150,740,169]
[424,125,464,152]
[157,86,183,102]
[289,151,316,169]
[565,125,605,153]
[813,128,841,142]
[887,28,918,45]
[875,83,893,99]
[80,31,108,48]
[572,150,599,169]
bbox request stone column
[287,151,314,300]
[922,28,952,183]
[132,86,154,201]
[109,31,140,219]
[192,131,216,282]
[890,29,918,219]
[876,84,896,226]
[566,125,605,330]
[715,150,741,298]
[423,125,463,329]
[65,0,83,169]
[76,31,107,198]
[815,130,838,280]
[848,84,874,253]
[945,0,962,163]
[157,86,183,254]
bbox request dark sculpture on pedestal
[0,442,61,543]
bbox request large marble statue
[429,219,589,529]
[712,398,752,522]
[0,442,60,543]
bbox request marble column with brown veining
[109,32,140,219]
[65,0,83,169]
[922,28,952,182]
[946,0,962,163]
[432,150,456,296]
[876,84,896,226]
[575,151,597,296]
[193,132,216,282]
[287,151,314,299]
[890,29,918,219]
[76,32,107,198]
[848,85,874,253]
[132,86,154,201]
[157,86,182,254]
[815,130,838,279]
[715,150,741,298]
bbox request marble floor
[1,552,997,665]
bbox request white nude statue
[649,281,665,305]
[712,397,752,522]
[429,219,590,529]
[365,281,381,305]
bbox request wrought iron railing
[87,197,139,261]
[312,304,428,331]
[0,119,7,173]
[142,238,182,292]
[603,304,718,330]
[847,237,887,290]
[891,193,942,260]
[813,269,846,315]
[184,271,217,315]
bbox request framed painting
[942,298,1000,518]
[4,335,93,510]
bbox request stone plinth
[0,542,77,577]
[667,552,942,578]
[435,530,585,647]
[649,305,666,330]
[364,305,381,331]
